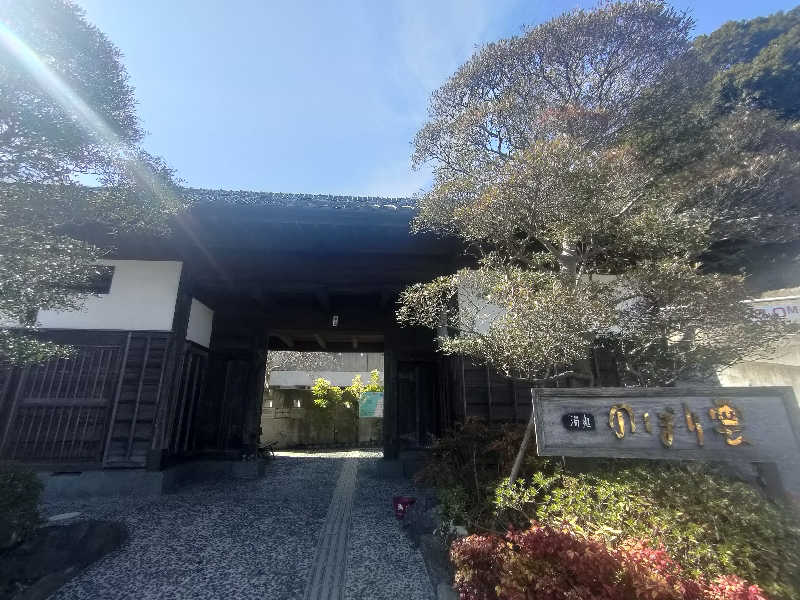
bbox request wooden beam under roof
[275,333,294,348]
[314,288,331,312]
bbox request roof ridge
[182,187,417,210]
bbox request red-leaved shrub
[616,538,704,600]
[704,576,768,600]
[501,526,622,600]
[450,533,505,600]
[450,524,767,600]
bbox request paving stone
[304,458,358,600]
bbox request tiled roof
[182,187,416,211]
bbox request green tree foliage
[0,0,181,363]
[309,372,383,443]
[310,377,356,443]
[344,369,383,404]
[310,377,344,409]
[0,0,142,182]
[695,6,800,118]
[610,261,792,385]
[398,1,798,386]
[629,6,800,251]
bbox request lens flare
[0,20,127,161]
[0,19,232,284]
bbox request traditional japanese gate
[0,193,464,471]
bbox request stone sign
[531,388,800,490]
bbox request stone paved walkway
[42,451,434,600]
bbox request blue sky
[75,0,799,198]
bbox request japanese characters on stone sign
[562,412,595,431]
[599,399,745,448]
[533,388,800,470]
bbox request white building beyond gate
[719,294,800,403]
[263,354,384,448]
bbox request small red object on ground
[393,496,416,519]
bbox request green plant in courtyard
[310,377,358,443]
[0,464,43,550]
[344,369,383,405]
[311,378,344,410]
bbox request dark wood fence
[0,345,121,462]
[457,349,621,424]
[164,343,208,454]
[103,333,171,466]
[0,331,171,467]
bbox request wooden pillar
[245,333,269,452]
[383,348,398,459]
[148,275,193,469]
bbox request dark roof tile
[183,187,417,211]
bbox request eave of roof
[0,182,418,212]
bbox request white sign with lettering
[751,298,800,322]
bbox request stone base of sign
[755,462,800,505]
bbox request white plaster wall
[718,362,800,406]
[37,260,182,331]
[186,298,214,348]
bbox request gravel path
[344,457,435,600]
[42,451,434,600]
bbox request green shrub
[0,464,42,550]
[415,419,537,526]
[496,462,800,600]
[435,485,471,533]
[420,422,800,600]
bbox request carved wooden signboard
[531,388,800,472]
